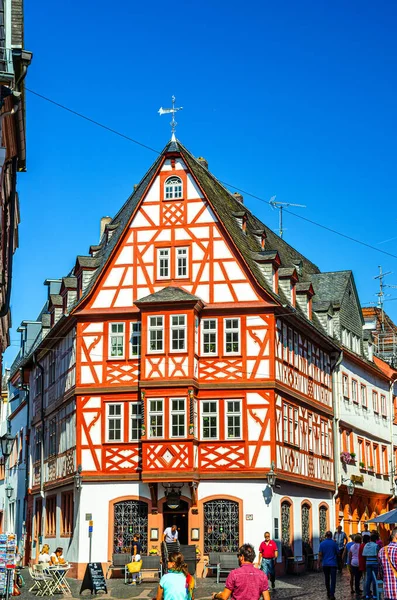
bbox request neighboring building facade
[0,0,32,371]
[17,139,342,577]
[311,272,395,536]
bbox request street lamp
[5,485,12,499]
[266,461,276,488]
[342,477,355,497]
[0,433,14,459]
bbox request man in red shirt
[212,544,270,600]
[257,532,278,589]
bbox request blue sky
[4,0,397,366]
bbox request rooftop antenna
[374,266,392,332]
[158,95,183,142]
[269,196,306,239]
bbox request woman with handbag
[155,551,194,600]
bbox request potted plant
[350,452,356,459]
[359,461,365,469]
[340,451,352,465]
[368,465,374,471]
[149,547,158,555]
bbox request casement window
[358,438,364,465]
[366,442,373,469]
[374,444,380,473]
[129,402,141,441]
[170,315,186,351]
[148,316,164,352]
[34,498,43,539]
[109,322,125,358]
[157,248,170,279]
[283,403,299,446]
[224,318,240,354]
[46,495,57,537]
[382,445,388,475]
[308,414,313,452]
[176,247,188,278]
[352,380,358,404]
[165,176,183,199]
[170,398,186,437]
[342,374,349,399]
[202,319,217,355]
[361,384,367,408]
[287,327,293,365]
[106,403,123,442]
[61,491,74,537]
[130,322,141,357]
[226,400,241,439]
[35,427,42,462]
[201,401,218,439]
[49,351,56,385]
[381,394,387,417]
[48,418,57,456]
[320,421,329,456]
[149,399,163,438]
[372,391,379,413]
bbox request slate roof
[309,271,352,304]
[136,287,202,304]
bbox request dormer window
[165,176,183,199]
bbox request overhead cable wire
[24,87,397,260]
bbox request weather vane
[158,95,183,141]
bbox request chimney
[197,157,208,169]
[100,216,112,240]
[233,192,244,204]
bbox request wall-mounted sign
[351,475,364,484]
[85,513,93,521]
[245,514,253,521]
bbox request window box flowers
[340,451,353,465]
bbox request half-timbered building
[18,138,344,576]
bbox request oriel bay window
[202,319,217,355]
[106,403,123,442]
[148,316,164,352]
[109,323,125,358]
[170,398,186,437]
[149,399,163,438]
[171,315,186,351]
[224,318,240,354]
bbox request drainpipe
[33,354,45,498]
[0,156,17,319]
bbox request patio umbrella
[367,508,397,524]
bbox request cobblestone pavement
[20,567,359,600]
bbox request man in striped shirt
[379,528,397,600]
[362,533,380,599]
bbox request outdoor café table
[48,565,71,594]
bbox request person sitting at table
[38,544,51,564]
[50,547,67,566]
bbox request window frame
[108,322,125,359]
[129,402,142,442]
[157,247,170,279]
[201,400,219,440]
[373,390,379,414]
[45,495,57,538]
[225,399,242,440]
[351,379,358,404]
[148,315,164,354]
[170,398,186,438]
[130,321,141,358]
[48,418,57,457]
[224,318,241,355]
[164,176,183,200]
[148,398,164,438]
[170,314,187,353]
[176,247,189,279]
[106,402,124,443]
[361,384,367,408]
[342,373,349,399]
[202,319,218,356]
[60,491,74,538]
[381,394,387,418]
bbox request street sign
[85,513,92,521]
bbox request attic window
[165,176,183,199]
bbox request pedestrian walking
[361,523,371,543]
[256,531,278,590]
[319,530,338,600]
[212,543,270,600]
[362,533,380,599]
[349,534,363,595]
[155,551,194,600]
[333,525,348,572]
[378,527,397,600]
[342,534,356,594]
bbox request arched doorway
[113,500,148,553]
[163,499,189,545]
